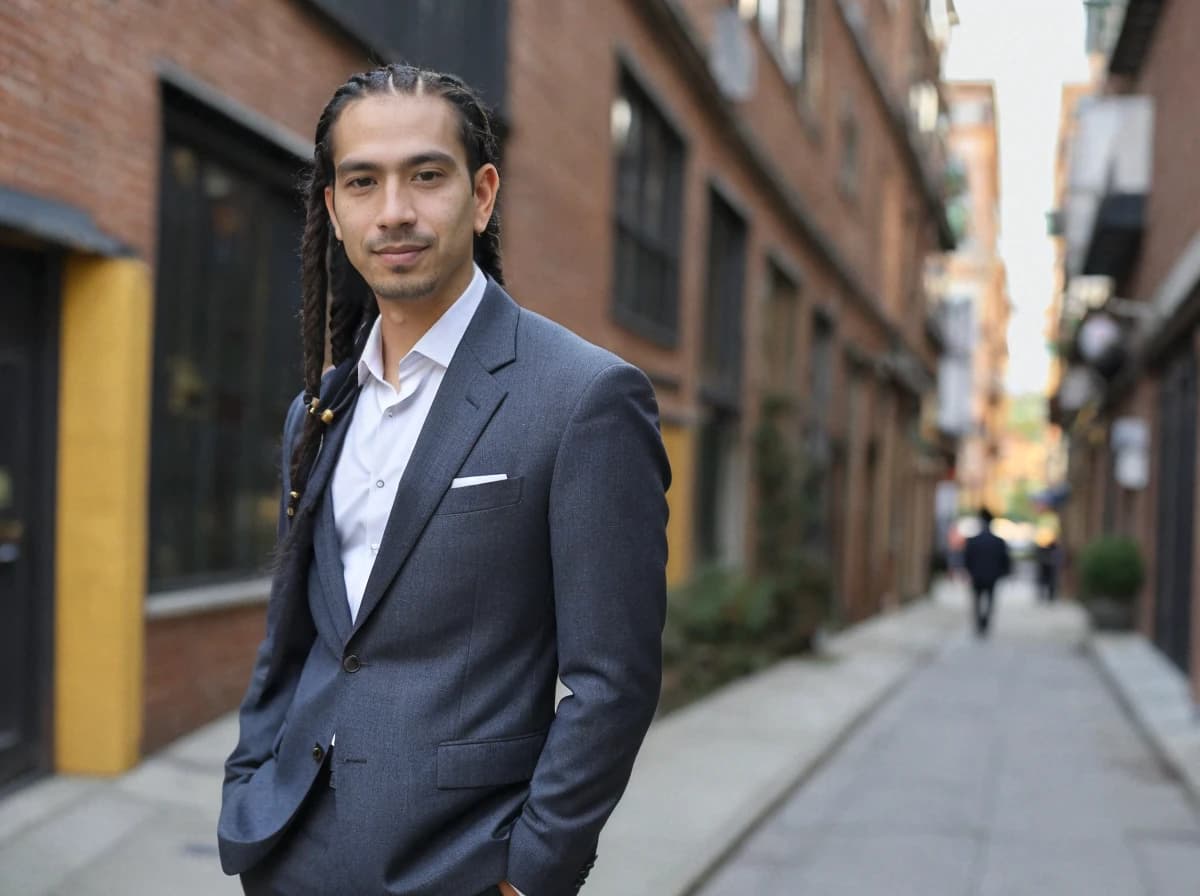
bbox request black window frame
[611,65,686,347]
[147,83,306,593]
[700,185,749,409]
[762,255,802,394]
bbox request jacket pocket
[436,728,548,789]
[434,476,523,516]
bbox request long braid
[328,244,372,364]
[284,63,506,522]
[287,182,331,513]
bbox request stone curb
[1088,631,1200,807]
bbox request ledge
[145,577,272,621]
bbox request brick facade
[3,0,954,765]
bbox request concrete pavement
[5,574,1196,895]
[0,580,964,895]
[696,580,1200,895]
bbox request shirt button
[376,480,385,488]
[386,410,394,418]
[370,542,379,552]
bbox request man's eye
[414,170,443,183]
[347,177,374,188]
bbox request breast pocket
[434,476,523,516]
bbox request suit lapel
[350,281,518,637]
[313,488,354,644]
[292,362,358,645]
[295,361,359,522]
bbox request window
[695,407,744,566]
[148,87,304,590]
[762,260,800,393]
[808,311,834,427]
[839,102,860,197]
[611,69,685,345]
[701,188,749,405]
[743,0,818,93]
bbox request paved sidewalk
[696,580,1200,895]
[0,580,965,895]
[1091,632,1200,804]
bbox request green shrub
[1079,536,1144,604]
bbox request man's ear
[324,185,343,242]
[473,163,500,235]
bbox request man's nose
[377,181,417,229]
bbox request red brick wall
[0,0,365,265]
[143,605,266,754]
[1125,0,1200,303]
[502,0,940,409]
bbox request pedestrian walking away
[963,507,1011,637]
[1035,532,1062,602]
[217,62,671,896]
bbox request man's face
[324,92,498,306]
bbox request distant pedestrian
[1036,535,1062,602]
[963,507,1011,636]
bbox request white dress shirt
[331,263,486,622]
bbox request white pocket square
[450,474,508,489]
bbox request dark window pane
[702,189,747,402]
[611,68,684,344]
[149,106,302,590]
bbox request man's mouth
[374,245,428,266]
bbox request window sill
[146,576,273,620]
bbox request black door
[1155,348,1196,675]
[0,246,57,791]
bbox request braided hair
[286,63,505,521]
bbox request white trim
[146,577,272,620]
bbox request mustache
[365,233,434,252]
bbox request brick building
[938,81,1009,515]
[1052,0,1200,699]
[0,0,955,788]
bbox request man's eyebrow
[335,151,459,176]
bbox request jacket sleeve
[506,363,671,896]
[222,391,310,788]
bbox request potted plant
[1078,535,1144,630]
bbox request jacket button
[312,743,324,763]
[343,654,361,673]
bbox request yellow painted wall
[661,422,694,588]
[55,255,152,774]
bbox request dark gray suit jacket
[218,281,671,895]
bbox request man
[963,508,1011,637]
[1035,532,1062,602]
[218,63,671,896]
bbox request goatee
[374,275,438,301]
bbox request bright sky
[944,0,1092,395]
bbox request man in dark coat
[963,507,1011,637]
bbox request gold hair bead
[321,409,335,424]
[309,397,321,415]
[290,490,300,500]
[286,506,296,517]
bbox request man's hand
[498,882,521,896]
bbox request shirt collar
[356,264,487,386]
